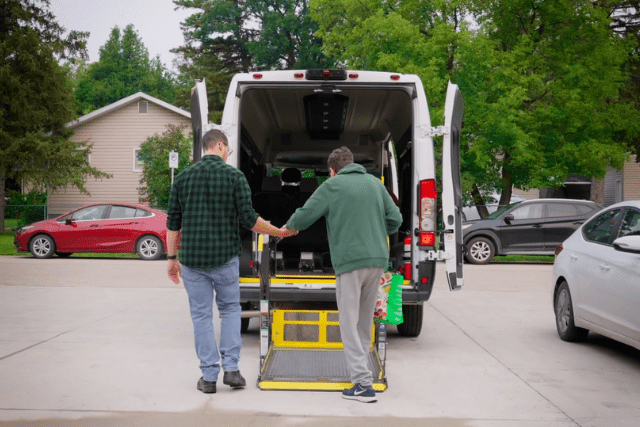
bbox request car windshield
[486,202,521,220]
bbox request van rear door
[190,80,209,163]
[441,82,464,290]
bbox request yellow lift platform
[255,235,388,391]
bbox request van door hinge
[424,126,449,137]
[426,250,452,261]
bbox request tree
[74,24,177,116]
[310,0,640,211]
[138,125,193,209]
[0,0,110,232]
[172,0,334,121]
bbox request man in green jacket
[283,146,402,403]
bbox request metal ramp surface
[259,347,385,391]
[257,308,387,391]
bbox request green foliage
[74,24,177,115]
[5,190,47,206]
[310,0,640,205]
[0,0,111,233]
[138,125,194,209]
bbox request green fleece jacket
[287,163,403,276]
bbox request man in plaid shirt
[166,129,296,394]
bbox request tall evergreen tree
[74,24,177,115]
[172,0,333,121]
[0,0,110,232]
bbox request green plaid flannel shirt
[167,155,259,269]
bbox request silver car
[552,200,640,350]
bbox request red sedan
[14,203,169,260]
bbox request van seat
[300,178,318,194]
[262,176,282,192]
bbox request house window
[138,101,148,114]
[134,149,145,172]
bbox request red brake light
[418,179,437,247]
[322,70,331,77]
[420,232,435,246]
[348,73,359,79]
[253,73,263,79]
[294,72,304,78]
[555,244,563,257]
[390,74,400,81]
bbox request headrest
[281,168,302,185]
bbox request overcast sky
[49,0,192,70]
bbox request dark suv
[462,199,603,264]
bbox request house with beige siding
[48,93,191,217]
[513,155,640,205]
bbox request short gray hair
[327,146,354,173]
[203,129,228,151]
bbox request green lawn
[493,255,555,263]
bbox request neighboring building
[48,93,191,217]
[604,155,640,205]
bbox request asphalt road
[1,255,639,427]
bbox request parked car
[462,193,526,221]
[552,201,640,351]
[462,199,603,264]
[14,203,168,260]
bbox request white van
[190,69,464,337]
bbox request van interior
[237,86,415,277]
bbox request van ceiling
[240,86,413,168]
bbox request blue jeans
[182,257,241,382]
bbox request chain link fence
[5,205,48,228]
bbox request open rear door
[190,80,208,163]
[441,82,464,291]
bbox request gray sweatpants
[336,266,385,387]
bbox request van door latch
[424,126,449,137]
[426,251,452,261]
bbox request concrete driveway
[1,256,639,427]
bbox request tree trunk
[471,183,490,219]
[0,170,6,233]
[591,178,605,203]
[499,153,513,207]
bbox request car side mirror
[612,236,640,254]
[65,217,73,226]
[503,214,514,224]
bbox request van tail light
[418,179,436,247]
[403,236,412,280]
[555,244,563,257]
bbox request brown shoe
[197,377,216,393]
[223,370,246,388]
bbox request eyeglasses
[220,142,233,155]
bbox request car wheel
[466,237,495,264]
[555,281,589,342]
[136,235,163,260]
[397,304,423,337]
[30,234,55,259]
[56,252,73,258]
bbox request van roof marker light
[348,73,359,79]
[390,74,400,81]
[294,73,304,78]
[253,73,263,79]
